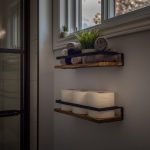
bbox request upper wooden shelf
[55,61,123,69]
[56,50,122,60]
[55,50,124,69]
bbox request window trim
[53,0,150,51]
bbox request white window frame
[53,0,150,50]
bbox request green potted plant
[61,25,69,38]
[75,29,103,53]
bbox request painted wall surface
[54,30,150,150]
[39,0,54,150]
[38,1,150,149]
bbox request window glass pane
[60,0,67,31]
[0,53,20,111]
[82,0,101,29]
[115,0,150,16]
[0,116,20,150]
[0,0,20,49]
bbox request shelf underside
[54,108,123,123]
[55,61,123,69]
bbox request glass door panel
[0,53,20,110]
[0,116,20,150]
[0,0,20,49]
[0,0,29,149]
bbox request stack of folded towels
[60,42,82,65]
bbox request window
[115,0,150,16]
[60,0,102,33]
[60,0,150,34]
[81,0,102,29]
[53,0,150,50]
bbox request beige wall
[54,30,150,150]
[38,1,150,150]
[39,0,54,150]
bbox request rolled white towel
[71,57,82,64]
[67,42,81,50]
[61,49,68,56]
[94,37,108,51]
[61,89,74,111]
[87,91,115,119]
[72,90,88,115]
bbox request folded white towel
[82,56,96,64]
[71,57,82,64]
[61,49,68,56]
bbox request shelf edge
[54,108,123,123]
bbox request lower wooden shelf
[54,108,123,123]
[55,61,123,69]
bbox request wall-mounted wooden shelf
[55,100,124,123]
[56,50,122,60]
[54,108,123,123]
[55,61,123,69]
[55,51,124,69]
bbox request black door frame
[0,0,30,149]
[21,0,30,149]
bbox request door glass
[0,116,20,150]
[0,0,26,149]
[0,0,20,49]
[0,53,20,110]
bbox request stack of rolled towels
[60,89,115,119]
[60,40,121,65]
[60,42,82,65]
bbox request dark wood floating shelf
[55,100,124,123]
[55,50,124,69]
[56,50,122,60]
[55,61,123,69]
[54,108,123,123]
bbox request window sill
[53,6,150,51]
